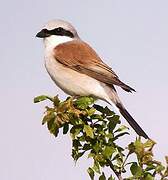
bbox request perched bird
[36,19,149,139]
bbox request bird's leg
[71,95,80,100]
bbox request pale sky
[0,0,168,179]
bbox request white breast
[45,55,105,96]
[43,35,115,105]
[44,35,73,52]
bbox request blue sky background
[0,0,168,179]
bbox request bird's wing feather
[54,40,135,92]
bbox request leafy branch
[34,95,168,180]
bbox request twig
[121,151,131,171]
[107,159,123,180]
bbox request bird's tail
[116,103,149,139]
[103,85,149,139]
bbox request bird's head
[36,19,79,48]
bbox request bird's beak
[36,30,50,38]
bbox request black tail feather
[116,103,149,139]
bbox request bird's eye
[56,27,63,32]
[43,29,49,33]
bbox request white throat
[44,35,73,51]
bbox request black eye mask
[36,27,74,38]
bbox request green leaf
[93,161,100,174]
[128,142,135,153]
[47,119,59,137]
[165,156,168,164]
[116,146,124,152]
[34,95,53,103]
[83,143,91,151]
[42,112,55,125]
[63,123,69,134]
[134,139,144,155]
[113,132,129,141]
[76,152,85,161]
[75,96,94,109]
[143,139,156,148]
[99,172,106,180]
[72,139,82,150]
[116,157,123,167]
[84,125,94,138]
[104,106,115,116]
[53,95,60,106]
[91,114,103,120]
[93,142,100,153]
[114,125,128,133]
[108,175,115,180]
[144,173,154,180]
[95,154,105,163]
[155,164,165,173]
[112,154,120,161]
[164,167,168,177]
[107,115,120,132]
[93,104,105,113]
[88,152,95,159]
[70,125,82,139]
[94,124,103,132]
[145,164,156,171]
[112,115,120,123]
[87,167,95,180]
[72,149,85,162]
[102,146,115,159]
[130,162,142,176]
[78,135,85,142]
[87,108,96,116]
[108,119,116,132]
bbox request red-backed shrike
[36,19,149,139]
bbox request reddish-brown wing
[54,40,135,92]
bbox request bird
[36,19,149,139]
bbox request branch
[34,95,168,180]
[107,159,123,180]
